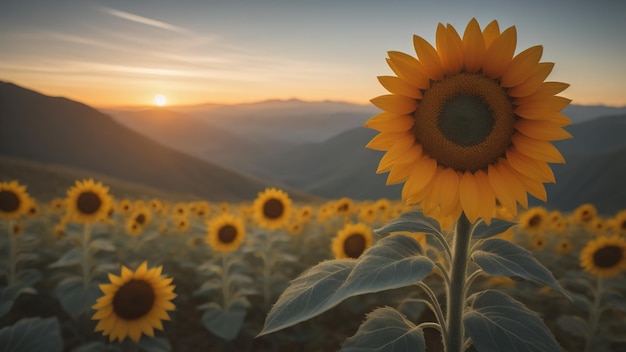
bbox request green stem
[416,281,447,340]
[222,253,231,310]
[444,212,472,352]
[7,220,17,286]
[262,232,273,308]
[81,223,91,287]
[583,277,604,352]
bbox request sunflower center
[593,245,623,268]
[528,215,542,227]
[135,214,146,225]
[76,192,102,214]
[343,233,366,259]
[112,280,155,320]
[413,73,516,172]
[263,198,284,219]
[0,190,20,213]
[218,225,237,244]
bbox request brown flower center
[263,198,284,219]
[112,280,155,320]
[135,214,146,225]
[413,73,516,172]
[218,225,237,244]
[76,191,102,215]
[0,190,20,213]
[343,233,366,259]
[593,245,623,268]
[528,215,542,228]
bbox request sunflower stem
[444,212,472,352]
[7,219,17,286]
[222,252,232,310]
[81,223,91,288]
[583,277,604,352]
[262,231,273,309]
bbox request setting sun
[154,94,167,106]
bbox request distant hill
[102,107,293,175]
[0,155,194,202]
[0,81,313,202]
[562,105,626,124]
[257,118,626,214]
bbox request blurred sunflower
[66,179,113,224]
[518,206,548,235]
[50,198,66,212]
[206,213,246,252]
[92,262,176,342]
[608,210,626,235]
[0,180,31,219]
[556,238,573,255]
[358,204,378,223]
[572,203,597,225]
[174,216,190,233]
[286,221,304,236]
[530,235,546,251]
[192,201,211,218]
[148,199,164,214]
[116,199,133,216]
[125,218,144,237]
[331,223,374,259]
[588,218,607,237]
[252,188,292,230]
[172,202,188,218]
[580,236,626,278]
[296,206,314,223]
[365,18,571,224]
[25,198,40,217]
[335,197,354,216]
[130,207,152,228]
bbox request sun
[154,94,167,107]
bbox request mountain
[562,105,626,124]
[0,81,313,202]
[102,107,292,175]
[256,116,626,214]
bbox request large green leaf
[471,239,569,297]
[49,248,82,268]
[342,307,426,352]
[0,317,62,352]
[464,290,564,352]
[374,211,441,236]
[471,218,518,239]
[260,235,433,336]
[54,276,102,318]
[556,315,589,337]
[201,303,247,341]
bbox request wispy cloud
[101,7,189,34]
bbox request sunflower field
[2,18,626,352]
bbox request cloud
[101,7,189,34]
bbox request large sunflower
[331,223,374,259]
[580,236,626,278]
[252,188,292,230]
[365,19,571,224]
[0,180,31,219]
[206,213,246,252]
[92,261,176,342]
[66,179,113,224]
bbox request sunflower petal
[463,18,486,72]
[364,112,415,132]
[506,148,556,183]
[483,26,517,79]
[482,20,501,48]
[509,62,554,97]
[459,172,481,223]
[365,131,405,151]
[473,170,496,224]
[436,23,463,74]
[488,163,518,217]
[513,82,570,106]
[371,95,418,115]
[501,45,543,87]
[401,156,438,201]
[512,133,566,163]
[387,51,431,89]
[377,76,423,99]
[515,119,572,141]
[515,96,572,119]
[413,34,445,80]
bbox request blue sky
[1,0,625,107]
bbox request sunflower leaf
[471,218,518,239]
[48,248,82,268]
[88,239,115,252]
[341,307,426,352]
[464,290,565,352]
[556,315,589,337]
[260,235,433,336]
[374,211,441,236]
[471,239,570,298]
[201,306,247,341]
[0,317,63,352]
[54,278,102,318]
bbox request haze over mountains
[2,80,625,214]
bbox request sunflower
[92,261,176,342]
[174,216,190,233]
[335,197,354,216]
[296,206,314,223]
[24,198,40,217]
[530,235,546,251]
[116,199,133,217]
[556,238,573,255]
[130,207,152,228]
[580,236,626,278]
[0,180,31,219]
[171,202,188,217]
[206,213,246,252]
[252,188,292,230]
[608,210,626,235]
[518,206,548,235]
[358,204,378,223]
[66,179,113,224]
[286,221,304,236]
[365,19,571,224]
[331,223,374,259]
[125,218,144,237]
[572,203,597,225]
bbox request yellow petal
[509,62,554,97]
[459,172,481,223]
[401,156,438,201]
[364,112,415,132]
[501,45,543,87]
[473,170,496,224]
[506,148,556,183]
[508,165,548,202]
[483,26,517,79]
[514,96,572,119]
[366,131,406,151]
[371,95,418,115]
[432,168,460,215]
[462,18,486,73]
[376,135,417,173]
[511,133,566,163]
[377,76,423,99]
[413,34,445,80]
[515,119,572,141]
[386,160,416,185]
[513,82,570,106]
[387,51,431,89]
[488,163,518,216]
[498,160,528,209]
[436,23,463,74]
[482,20,501,48]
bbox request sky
[1,0,625,107]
